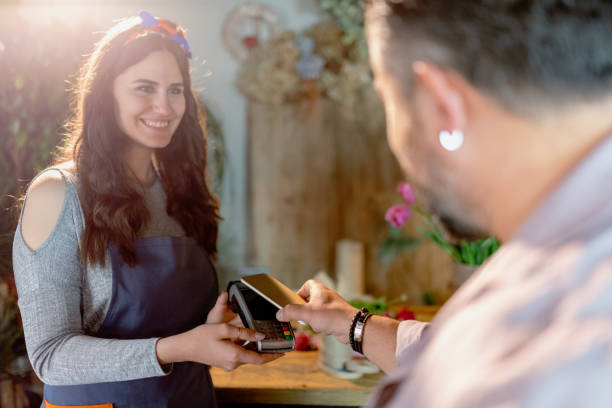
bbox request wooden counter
[212,308,439,406]
[211,350,383,407]
[210,305,439,407]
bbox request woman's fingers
[186,323,286,370]
[220,323,265,342]
[206,292,236,324]
[216,291,229,305]
[236,348,284,365]
[218,329,284,369]
[229,314,243,327]
[218,344,284,371]
[205,292,227,321]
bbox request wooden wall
[246,98,453,303]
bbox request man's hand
[276,280,358,344]
[276,279,405,373]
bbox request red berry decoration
[294,332,310,351]
[396,308,415,321]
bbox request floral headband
[124,10,192,59]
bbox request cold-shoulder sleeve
[12,169,168,385]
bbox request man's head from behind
[366,0,612,240]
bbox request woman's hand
[157,292,283,370]
[182,323,283,370]
[276,280,358,344]
[205,291,241,326]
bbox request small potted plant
[384,182,500,291]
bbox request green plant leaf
[349,297,388,315]
[475,237,493,264]
[419,228,462,263]
[423,291,437,305]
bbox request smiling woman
[11,11,280,408]
[113,51,186,154]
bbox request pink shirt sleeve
[395,319,430,362]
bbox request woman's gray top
[12,167,185,385]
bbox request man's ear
[412,61,467,132]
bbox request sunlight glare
[17,0,125,28]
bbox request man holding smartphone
[277,1,612,406]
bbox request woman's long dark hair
[56,16,220,267]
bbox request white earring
[439,129,464,151]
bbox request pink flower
[397,182,416,204]
[385,204,411,228]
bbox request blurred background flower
[382,182,501,268]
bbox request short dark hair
[366,0,612,112]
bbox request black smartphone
[227,281,295,353]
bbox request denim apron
[42,236,219,408]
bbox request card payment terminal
[228,281,295,353]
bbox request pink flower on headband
[398,181,416,204]
[385,205,411,228]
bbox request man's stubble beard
[406,113,491,242]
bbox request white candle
[335,239,365,299]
